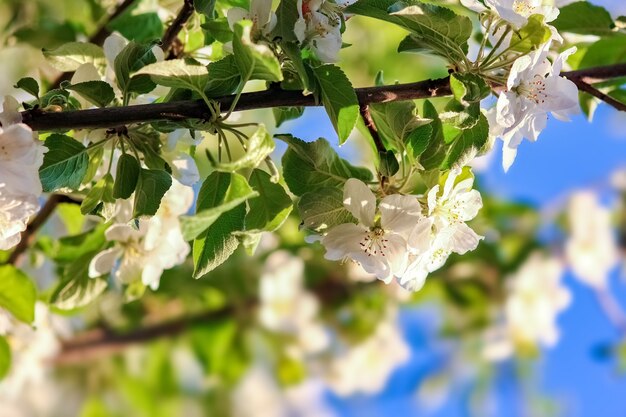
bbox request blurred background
[1,0,626,416]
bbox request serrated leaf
[419,100,446,170]
[369,100,432,152]
[312,64,359,144]
[232,21,283,82]
[378,150,400,177]
[449,73,491,106]
[114,41,158,96]
[113,154,140,199]
[273,106,304,127]
[406,123,433,158]
[135,59,210,94]
[553,1,615,36]
[217,125,275,172]
[0,336,10,380]
[42,42,106,72]
[441,112,489,169]
[133,169,172,217]
[14,77,39,98]
[298,187,357,232]
[280,135,372,196]
[0,265,37,324]
[245,169,293,231]
[205,55,242,97]
[81,174,115,215]
[181,172,258,241]
[40,134,89,192]
[65,80,115,107]
[273,0,301,42]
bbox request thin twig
[570,78,626,113]
[161,0,196,58]
[359,103,386,154]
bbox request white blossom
[461,0,559,28]
[295,0,343,62]
[227,0,277,38]
[89,180,193,290]
[321,178,425,284]
[493,46,579,171]
[565,191,619,289]
[0,190,38,251]
[162,129,201,186]
[0,123,46,196]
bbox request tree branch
[161,0,196,59]
[25,63,626,132]
[570,78,626,113]
[359,104,386,154]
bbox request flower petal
[343,178,376,227]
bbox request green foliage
[65,80,115,107]
[205,55,242,97]
[509,15,552,53]
[232,21,283,82]
[419,100,446,170]
[217,125,275,171]
[273,106,305,127]
[369,100,432,154]
[114,41,159,99]
[39,134,89,192]
[135,59,210,96]
[441,112,489,169]
[113,154,141,199]
[580,35,626,68]
[449,73,490,107]
[51,261,108,310]
[0,265,37,324]
[133,169,173,217]
[553,1,615,36]
[378,150,400,176]
[194,0,217,17]
[14,77,40,98]
[273,0,301,42]
[280,135,373,196]
[312,64,359,144]
[245,169,293,232]
[298,187,358,232]
[81,173,115,215]
[108,12,164,42]
[0,336,10,381]
[42,42,106,72]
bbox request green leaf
[14,77,39,98]
[201,18,233,43]
[406,123,433,158]
[51,255,108,310]
[378,150,400,177]
[441,112,489,169]
[0,336,10,380]
[273,0,301,42]
[246,169,293,231]
[347,0,471,63]
[205,55,242,97]
[65,81,115,107]
[449,73,491,106]
[135,59,210,95]
[42,42,106,72]
[217,125,275,171]
[0,265,37,324]
[232,20,283,82]
[81,174,115,215]
[580,35,626,68]
[419,100,446,170]
[194,0,217,17]
[181,172,258,241]
[280,135,372,196]
[40,134,89,192]
[312,64,359,144]
[48,224,108,263]
[126,129,170,170]
[133,169,173,217]
[114,41,158,95]
[113,154,141,199]
[509,14,552,53]
[273,106,305,127]
[298,187,357,232]
[369,100,432,152]
[553,1,615,36]
[108,12,164,42]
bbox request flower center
[512,0,535,16]
[360,227,389,257]
[516,74,548,105]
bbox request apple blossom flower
[295,0,343,62]
[493,46,579,171]
[565,191,619,289]
[461,0,559,28]
[89,180,193,290]
[0,189,38,251]
[227,0,277,39]
[0,123,46,196]
[321,178,425,284]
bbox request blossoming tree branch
[0,0,626,403]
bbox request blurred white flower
[483,252,570,360]
[493,46,579,171]
[89,180,193,290]
[295,0,343,62]
[325,310,410,395]
[162,129,201,186]
[0,189,38,251]
[565,191,619,289]
[321,178,424,283]
[259,251,330,354]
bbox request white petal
[88,247,122,278]
[105,223,141,242]
[379,194,422,234]
[321,223,368,261]
[502,144,518,172]
[447,223,483,254]
[406,217,434,255]
[343,178,376,227]
[227,7,251,29]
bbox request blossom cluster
[320,169,483,292]
[0,97,46,251]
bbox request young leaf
[217,125,275,171]
[113,154,141,199]
[441,112,489,169]
[134,59,210,95]
[273,106,305,127]
[279,135,373,196]
[509,15,552,53]
[114,41,158,95]
[369,100,432,151]
[298,187,357,232]
[40,134,90,192]
[419,100,446,170]
[449,73,491,106]
[0,265,37,324]
[181,172,258,241]
[42,42,106,72]
[312,64,359,144]
[205,55,242,97]
[14,77,39,98]
[81,173,115,215]
[0,336,10,380]
[133,169,173,217]
[245,169,293,231]
[65,81,115,107]
[232,20,283,82]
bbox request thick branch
[570,78,626,112]
[359,104,386,154]
[161,0,195,58]
[25,63,626,132]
